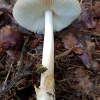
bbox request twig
[14,95,22,100]
[19,36,29,71]
[55,47,73,60]
[0,55,6,63]
[2,62,13,90]
[0,63,4,69]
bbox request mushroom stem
[41,10,54,86]
[35,10,55,100]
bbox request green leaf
[36,65,47,75]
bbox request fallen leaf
[93,1,100,18]
[0,25,24,50]
[92,20,100,34]
[77,75,93,95]
[78,37,95,69]
[85,39,95,60]
[59,25,88,54]
[61,33,78,49]
[6,49,20,61]
[91,60,100,71]
[0,48,6,59]
[72,47,83,55]
[78,3,96,29]
[78,49,92,68]
[30,39,40,48]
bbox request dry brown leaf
[59,27,96,69]
[72,47,83,55]
[78,3,96,29]
[84,39,100,71]
[30,39,40,48]
[85,39,95,53]
[0,25,24,50]
[0,48,6,59]
[92,20,100,35]
[78,38,96,69]
[6,49,20,61]
[85,39,95,60]
[77,75,93,95]
[93,1,100,18]
[54,42,64,50]
[78,50,92,68]
[61,33,78,49]
[91,60,100,71]
[60,32,83,54]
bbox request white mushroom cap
[13,0,81,34]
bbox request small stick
[55,47,73,60]
[0,63,4,69]
[2,62,13,90]
[19,36,29,71]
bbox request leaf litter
[0,0,100,100]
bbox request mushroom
[13,0,81,100]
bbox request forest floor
[0,0,100,100]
